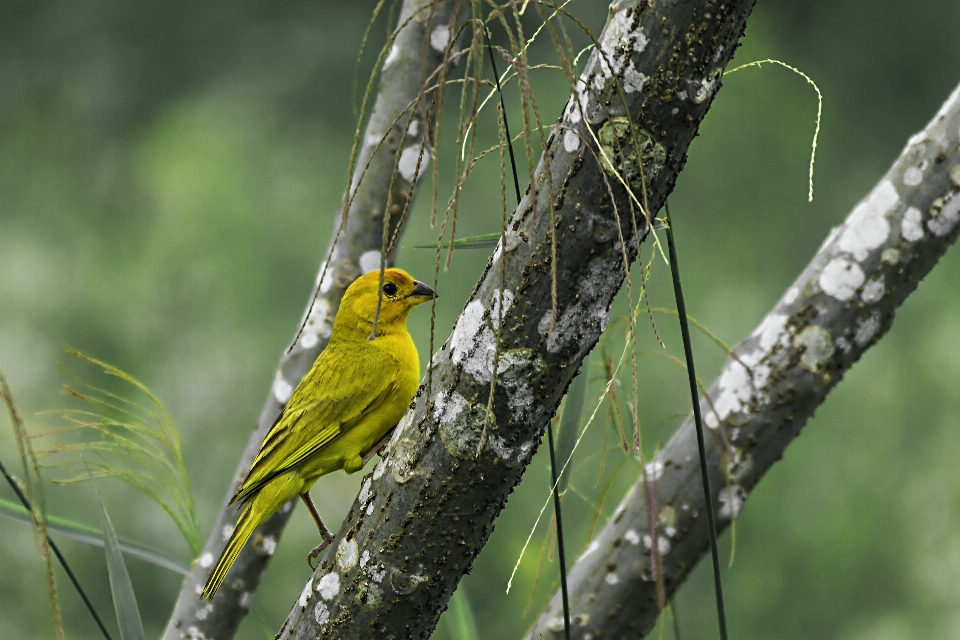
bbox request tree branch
[161,1,463,637]
[276,1,758,637]
[528,80,960,639]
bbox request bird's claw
[307,534,334,570]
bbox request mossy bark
[529,82,960,639]
[276,1,758,638]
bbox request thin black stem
[0,457,114,640]
[664,202,729,640]
[484,27,522,204]
[485,23,571,638]
[546,422,572,640]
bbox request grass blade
[0,497,189,575]
[408,232,501,249]
[664,202,729,640]
[445,587,480,640]
[98,497,145,640]
[555,360,589,495]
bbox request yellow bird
[200,268,436,600]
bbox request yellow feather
[200,268,434,600]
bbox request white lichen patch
[434,390,466,425]
[359,250,381,274]
[623,61,646,93]
[903,166,923,186]
[563,129,580,153]
[316,572,340,601]
[360,550,370,568]
[861,277,885,304]
[261,535,277,556]
[754,313,789,351]
[579,539,600,561]
[358,478,372,505]
[719,485,745,519]
[714,363,752,420]
[838,180,897,260]
[272,373,293,404]
[373,457,387,481]
[539,257,616,354]
[303,297,332,341]
[491,288,514,329]
[605,573,620,585]
[855,312,881,346]
[793,325,833,372]
[314,601,330,626]
[336,539,359,573]
[199,552,214,568]
[928,193,960,237]
[384,44,400,69]
[642,534,671,555]
[369,564,386,584]
[784,287,799,305]
[490,435,534,468]
[195,603,214,621]
[901,206,925,241]
[298,581,312,608]
[645,459,663,481]
[430,25,451,52]
[221,524,234,540]
[451,299,495,382]
[624,529,640,545]
[881,248,901,264]
[398,144,429,182]
[694,69,722,104]
[406,119,419,137]
[184,626,206,640]
[239,591,252,607]
[819,257,865,301]
[704,411,719,429]
[316,261,335,293]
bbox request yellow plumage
[200,268,435,600]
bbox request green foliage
[555,361,588,496]
[98,496,145,640]
[0,497,189,575]
[445,587,480,640]
[41,348,201,556]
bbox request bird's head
[336,268,437,336]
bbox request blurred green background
[2,1,959,639]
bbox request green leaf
[445,586,480,640]
[408,233,501,250]
[556,358,589,495]
[40,347,202,556]
[0,497,189,575]
[99,497,145,640]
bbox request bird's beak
[409,280,437,299]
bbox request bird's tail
[200,501,261,600]
[200,475,300,600]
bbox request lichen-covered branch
[276,1,758,638]
[161,1,463,637]
[528,81,960,639]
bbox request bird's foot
[307,532,335,570]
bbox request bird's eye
[383,282,398,296]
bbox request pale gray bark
[161,1,464,637]
[276,0,758,638]
[529,82,960,639]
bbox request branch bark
[528,81,960,639]
[161,1,463,637]
[276,1,758,637]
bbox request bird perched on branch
[201,268,436,600]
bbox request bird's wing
[232,345,399,503]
